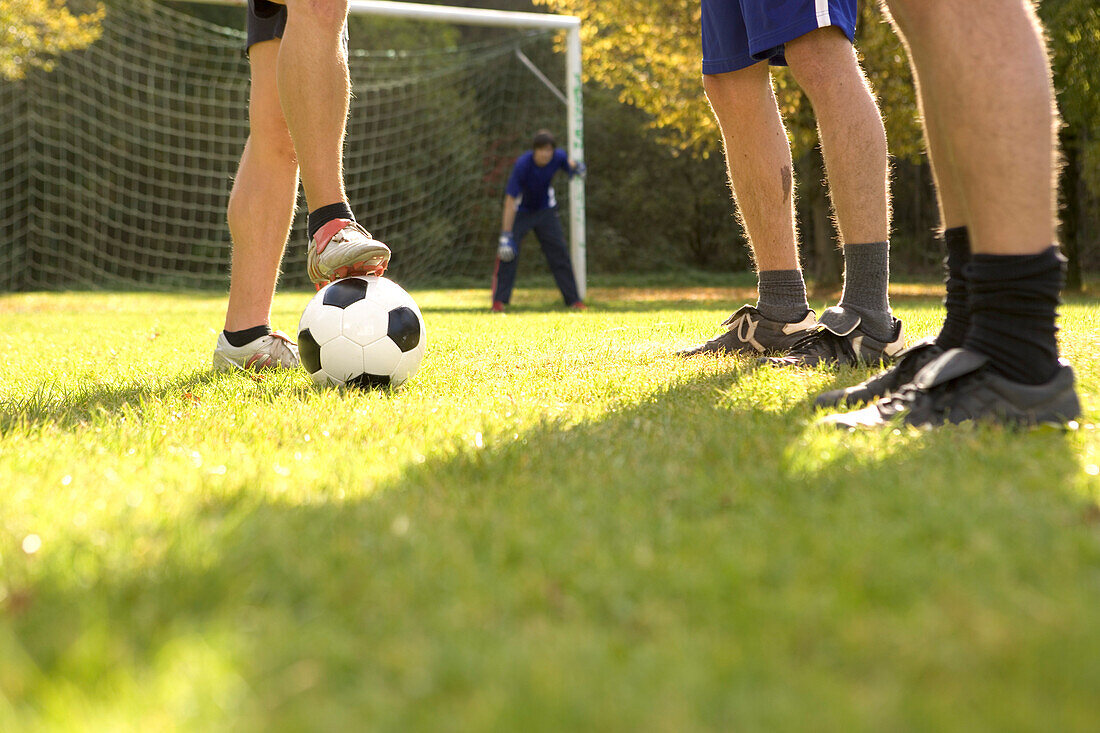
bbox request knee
[703,66,767,112]
[785,28,857,97]
[879,0,942,39]
[247,120,298,169]
[285,0,348,35]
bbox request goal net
[0,0,575,291]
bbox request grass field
[1,281,1099,731]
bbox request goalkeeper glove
[572,161,587,178]
[498,232,516,262]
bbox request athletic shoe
[570,301,588,311]
[307,218,391,286]
[819,348,1081,429]
[491,301,506,313]
[212,330,299,372]
[762,306,904,368]
[813,338,944,409]
[677,305,818,357]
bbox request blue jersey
[505,148,570,212]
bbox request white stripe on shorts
[816,0,832,27]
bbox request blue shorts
[701,0,857,74]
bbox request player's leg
[679,0,816,357]
[213,37,300,371]
[822,0,1079,427]
[532,209,584,308]
[813,56,966,408]
[783,24,898,350]
[268,0,389,284]
[492,211,532,310]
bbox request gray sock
[837,241,893,339]
[756,269,810,323]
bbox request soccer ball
[297,276,426,389]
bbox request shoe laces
[335,221,374,244]
[261,332,297,361]
[789,327,856,361]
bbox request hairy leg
[224,39,300,332]
[785,26,889,245]
[276,0,350,211]
[882,0,1055,255]
[704,63,800,271]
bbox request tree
[534,0,924,284]
[0,0,105,81]
[1039,0,1100,289]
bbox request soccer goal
[0,0,585,295]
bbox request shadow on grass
[5,371,1096,730]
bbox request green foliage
[534,0,922,161]
[1041,0,1100,196]
[0,287,1098,729]
[0,0,105,80]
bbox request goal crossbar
[182,0,587,297]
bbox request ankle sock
[963,245,1065,385]
[934,226,971,350]
[224,324,271,347]
[756,269,810,323]
[836,240,893,339]
[307,201,355,241]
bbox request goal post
[186,0,587,298]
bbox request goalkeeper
[491,130,586,313]
[213,0,390,371]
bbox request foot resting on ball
[307,219,391,286]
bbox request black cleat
[813,338,944,409]
[677,305,817,357]
[819,348,1081,429]
[762,306,905,368]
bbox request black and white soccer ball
[297,276,426,389]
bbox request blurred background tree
[0,0,105,80]
[1,0,1096,289]
[537,0,1097,288]
[1039,0,1100,290]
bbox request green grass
[1,284,1098,732]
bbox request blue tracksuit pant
[492,206,581,306]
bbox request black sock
[307,202,355,241]
[223,324,271,347]
[935,226,971,350]
[963,245,1065,385]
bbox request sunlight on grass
[1,286,1098,731]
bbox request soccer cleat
[813,338,944,409]
[491,301,506,313]
[677,305,818,357]
[212,330,300,372]
[570,301,588,311]
[307,218,391,286]
[819,348,1081,429]
[762,305,904,368]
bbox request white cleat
[307,218,391,286]
[212,330,300,372]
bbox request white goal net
[0,0,575,291]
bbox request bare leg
[817,0,1076,426]
[882,0,1055,255]
[785,27,889,245]
[277,0,349,210]
[224,40,300,332]
[704,63,800,272]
